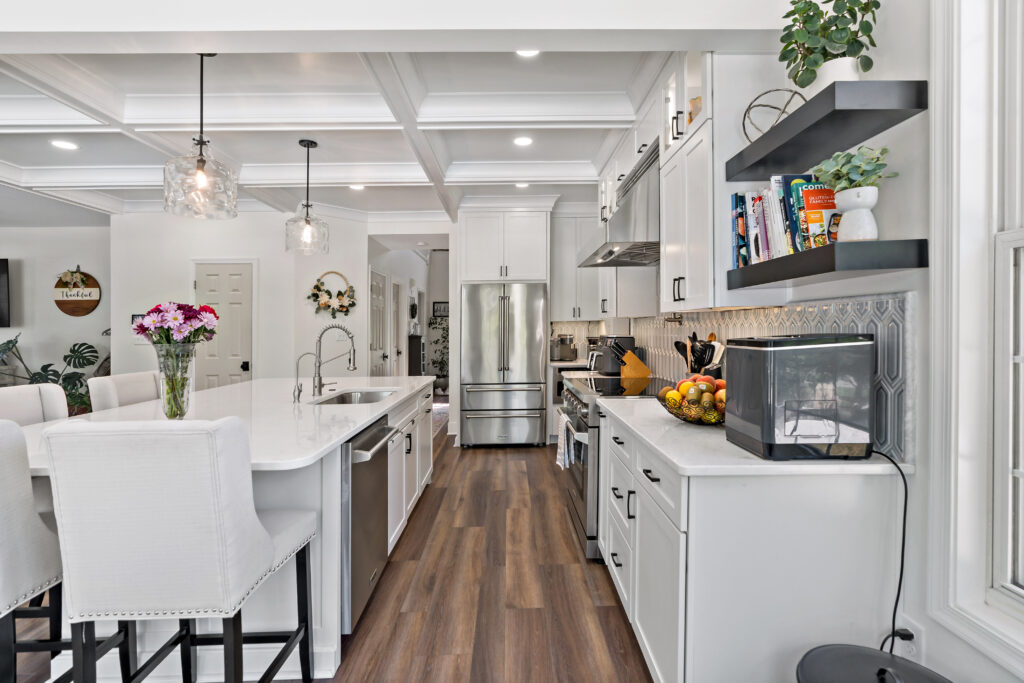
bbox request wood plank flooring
[331,438,652,683]
[13,427,651,682]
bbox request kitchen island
[595,398,909,683]
[23,376,434,681]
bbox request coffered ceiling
[0,50,669,226]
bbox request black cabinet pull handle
[405,433,412,454]
[425,408,432,414]
[637,143,648,154]
[598,411,606,418]
[627,490,636,519]
[600,205,608,222]
[611,436,624,445]
[673,111,684,139]
[642,468,661,483]
[611,486,623,500]
[617,173,625,181]
[610,553,623,568]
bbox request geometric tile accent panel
[630,293,914,461]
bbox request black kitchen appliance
[407,335,425,376]
[594,335,635,376]
[725,334,875,460]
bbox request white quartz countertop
[561,369,605,379]
[596,398,912,477]
[25,376,435,476]
[549,359,589,368]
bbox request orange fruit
[677,381,695,396]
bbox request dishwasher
[341,415,398,634]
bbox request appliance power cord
[873,449,909,655]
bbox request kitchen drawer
[461,384,545,410]
[460,410,546,446]
[608,448,636,537]
[607,512,633,619]
[635,445,688,532]
[606,417,635,468]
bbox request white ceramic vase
[803,56,860,99]
[834,186,879,241]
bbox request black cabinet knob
[240,361,250,372]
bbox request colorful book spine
[800,183,838,248]
[781,174,813,251]
[770,176,796,255]
[744,192,762,264]
[735,195,749,267]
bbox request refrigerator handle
[502,295,511,372]
[498,294,506,374]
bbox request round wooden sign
[53,271,101,316]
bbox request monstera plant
[0,333,100,413]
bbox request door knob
[240,361,250,372]
[382,353,389,360]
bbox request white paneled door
[370,269,387,377]
[194,262,253,390]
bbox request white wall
[110,211,370,380]
[0,226,111,377]
[425,249,449,376]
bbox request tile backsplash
[555,292,913,461]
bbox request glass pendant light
[285,139,329,255]
[163,54,238,219]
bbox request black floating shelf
[726,239,929,290]
[725,80,928,182]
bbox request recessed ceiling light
[513,136,533,147]
[516,183,530,188]
[416,241,427,246]
[50,139,78,150]
[516,49,540,58]
[349,184,365,190]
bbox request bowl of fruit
[657,375,726,425]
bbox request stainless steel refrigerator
[460,282,547,446]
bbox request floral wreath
[308,270,357,319]
[58,266,88,288]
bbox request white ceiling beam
[445,161,598,184]
[124,93,397,130]
[417,92,634,129]
[37,188,126,214]
[0,55,125,124]
[121,197,272,214]
[0,95,104,127]
[359,52,460,222]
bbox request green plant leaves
[809,145,896,191]
[793,28,810,42]
[779,0,880,87]
[61,371,86,392]
[859,55,874,71]
[805,53,825,69]
[860,19,873,33]
[0,334,20,364]
[63,342,99,369]
[29,364,60,385]
[795,69,818,88]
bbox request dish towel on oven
[556,411,570,469]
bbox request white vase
[834,186,879,241]
[803,56,860,99]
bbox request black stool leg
[27,594,44,608]
[49,584,63,659]
[179,619,197,683]
[296,545,313,683]
[222,612,243,683]
[0,612,15,683]
[117,620,137,682]
[72,622,98,683]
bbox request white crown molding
[445,160,597,184]
[367,210,454,225]
[240,161,430,186]
[0,160,23,185]
[416,92,634,128]
[459,194,560,211]
[121,197,271,214]
[124,93,396,129]
[20,164,163,188]
[40,188,125,214]
[552,201,598,217]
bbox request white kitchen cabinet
[599,266,658,319]
[403,418,418,516]
[633,486,686,683]
[459,211,548,282]
[660,119,713,312]
[417,397,433,492]
[634,98,659,163]
[551,215,603,321]
[386,427,405,554]
[660,51,712,166]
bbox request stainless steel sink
[316,390,395,405]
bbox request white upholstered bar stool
[0,384,68,426]
[0,419,66,682]
[86,372,159,412]
[43,417,316,683]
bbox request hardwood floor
[330,438,652,683]
[13,430,650,682]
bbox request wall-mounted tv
[0,259,9,327]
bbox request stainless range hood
[579,140,660,268]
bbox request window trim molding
[927,0,1024,677]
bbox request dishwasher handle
[353,426,401,463]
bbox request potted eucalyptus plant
[809,145,897,241]
[780,0,879,97]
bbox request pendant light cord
[195,54,207,156]
[305,144,311,219]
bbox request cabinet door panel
[598,268,617,319]
[634,488,685,683]
[680,121,713,310]
[404,421,418,515]
[461,213,504,281]
[659,150,686,313]
[615,266,658,318]
[576,218,603,320]
[550,216,578,320]
[417,402,432,491]
[503,212,548,281]
[387,432,405,554]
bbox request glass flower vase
[153,343,196,420]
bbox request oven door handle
[563,419,590,445]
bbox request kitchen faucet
[293,324,358,402]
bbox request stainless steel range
[558,374,675,559]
